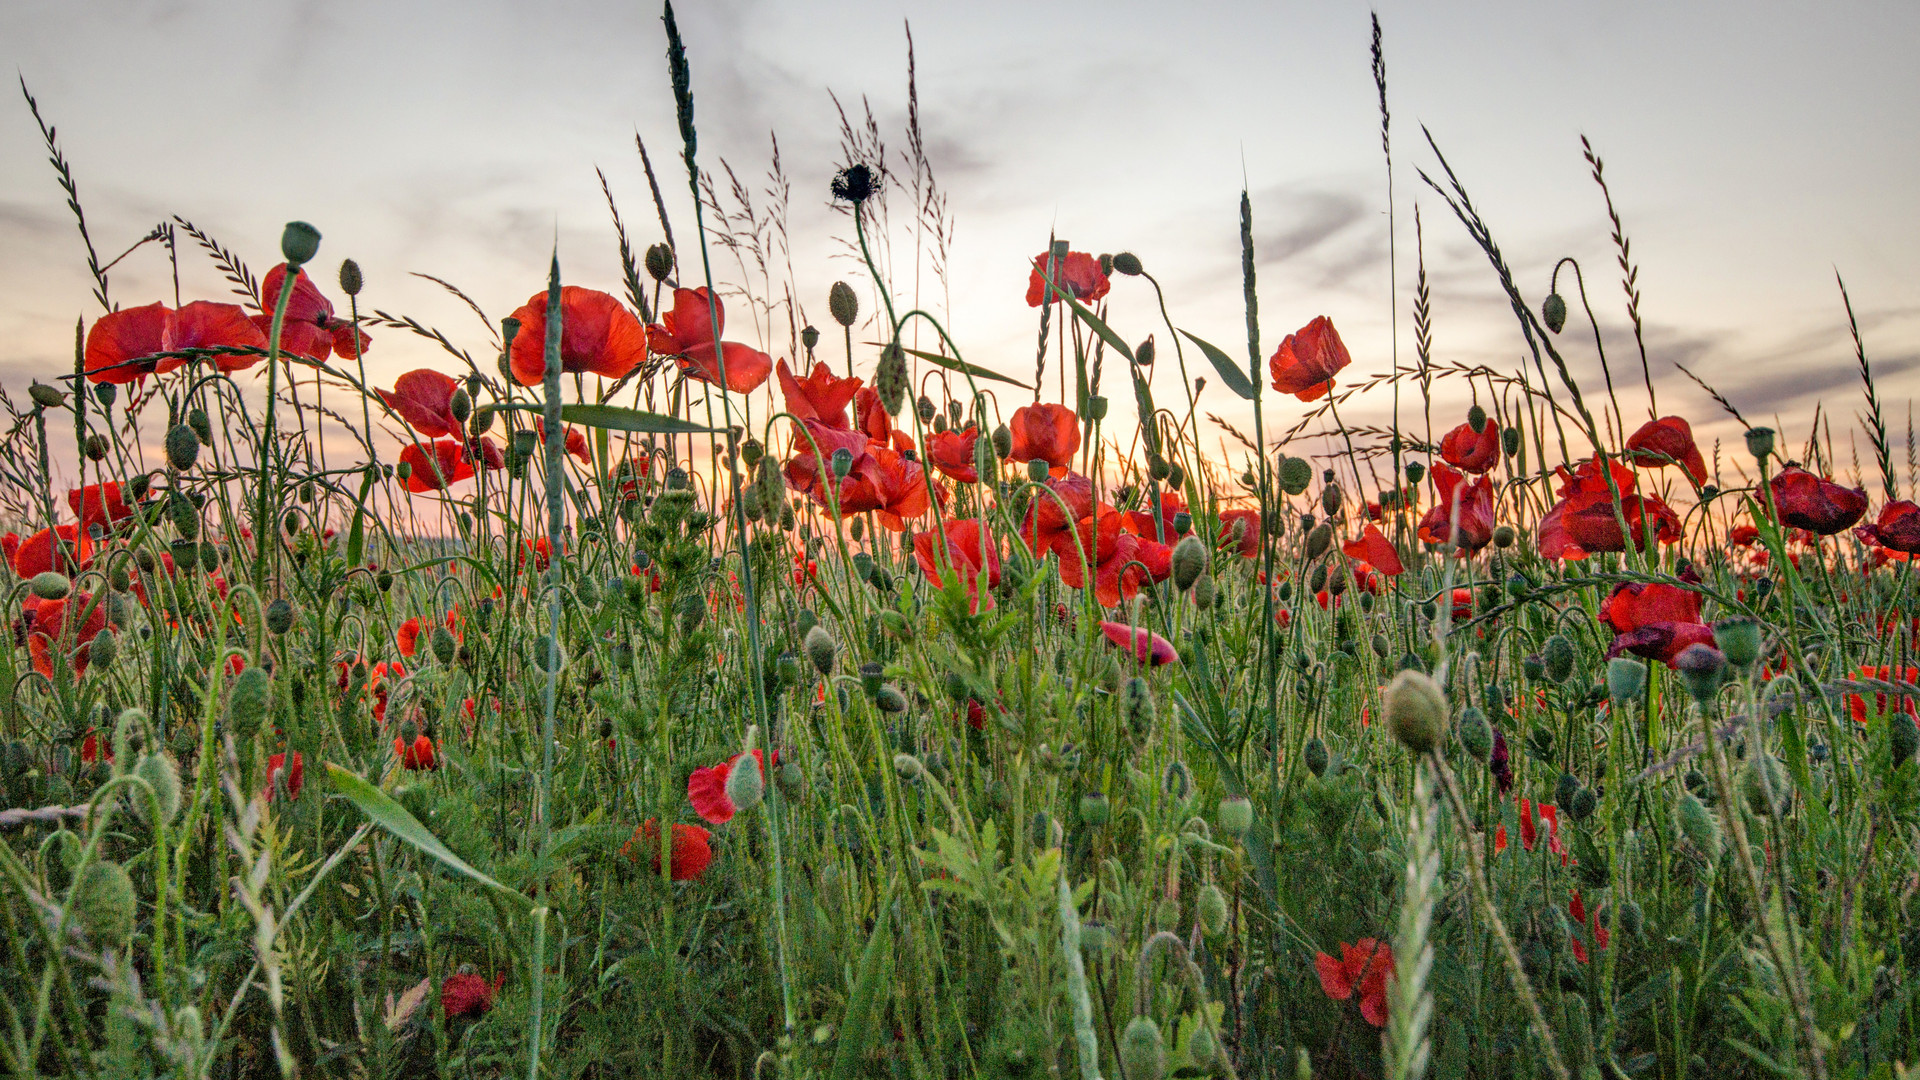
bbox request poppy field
[4,9,1920,1080]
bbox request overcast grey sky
[4,0,1916,481]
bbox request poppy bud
[70,861,136,947]
[804,624,837,676]
[395,460,414,482]
[879,610,912,641]
[1304,736,1330,777]
[1466,403,1489,433]
[1712,617,1762,669]
[1162,761,1192,800]
[1197,882,1229,936]
[430,625,458,666]
[228,666,271,739]
[1676,790,1721,861]
[1542,292,1567,334]
[29,381,67,409]
[1217,793,1252,836]
[1192,574,1216,610]
[1617,898,1644,939]
[725,756,766,815]
[280,221,322,268]
[1385,669,1448,755]
[449,389,472,426]
[1187,1019,1218,1067]
[1542,634,1576,683]
[875,342,908,416]
[1571,786,1598,821]
[1457,707,1492,762]
[1320,481,1343,518]
[1305,523,1333,561]
[644,243,674,282]
[1406,461,1426,485]
[1120,1016,1166,1080]
[891,753,924,781]
[1492,524,1516,548]
[1744,426,1774,462]
[81,432,106,461]
[1555,772,1580,810]
[1741,754,1789,817]
[1307,564,1328,595]
[1501,426,1522,458]
[858,661,885,697]
[1890,714,1920,771]
[333,258,363,297]
[826,281,860,328]
[1112,251,1144,276]
[876,684,908,713]
[1673,643,1726,706]
[29,572,70,601]
[1277,455,1311,495]
[266,599,294,635]
[1606,657,1647,704]
[1122,676,1155,734]
[1026,458,1051,483]
[1078,791,1110,826]
[133,752,182,825]
[376,570,394,592]
[1171,535,1208,592]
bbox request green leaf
[880,343,1033,391]
[474,402,717,435]
[324,763,528,906]
[1179,329,1256,401]
[831,876,898,1080]
[1040,277,1135,364]
[344,469,376,569]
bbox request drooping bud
[1384,669,1448,755]
[1741,754,1790,817]
[30,572,71,600]
[828,281,859,327]
[227,665,272,739]
[188,407,214,445]
[1541,634,1576,683]
[1892,715,1919,771]
[280,221,322,268]
[1467,403,1488,433]
[1111,251,1144,276]
[266,599,295,635]
[70,861,137,947]
[1197,883,1229,936]
[1492,524,1517,548]
[133,752,182,825]
[1542,292,1567,334]
[165,424,201,471]
[874,342,908,416]
[89,626,118,671]
[726,753,766,815]
[431,625,458,665]
[1171,535,1208,592]
[1304,736,1330,777]
[1305,523,1333,560]
[891,753,924,781]
[1502,426,1522,457]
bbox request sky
[3,0,1917,492]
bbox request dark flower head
[831,163,875,204]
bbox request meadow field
[2,7,1918,1079]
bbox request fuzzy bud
[804,624,837,676]
[1606,657,1647,704]
[1385,669,1448,755]
[726,755,766,814]
[30,572,71,600]
[1542,634,1576,684]
[227,665,272,740]
[892,753,924,781]
[1305,523,1333,561]
[875,343,908,416]
[1542,292,1567,334]
[1217,794,1252,836]
[1170,535,1208,592]
[1320,481,1344,519]
[337,258,362,296]
[1078,791,1110,826]
[1457,707,1493,762]
[1192,574,1216,610]
[1676,790,1721,861]
[645,243,674,282]
[827,281,860,328]
[1304,736,1330,777]
[1278,455,1312,495]
[1120,1017,1166,1080]
[162,423,201,472]
[266,599,294,635]
[133,752,183,825]
[29,381,67,409]
[1893,715,1920,771]
[876,685,908,713]
[70,861,137,947]
[1111,251,1144,276]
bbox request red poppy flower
[1856,501,1920,554]
[1767,466,1868,535]
[1057,510,1162,607]
[257,264,370,362]
[624,818,713,880]
[1600,582,1713,667]
[1846,665,1919,725]
[67,483,133,536]
[1450,587,1474,621]
[1539,457,1679,559]
[1626,416,1707,485]
[853,387,914,451]
[537,425,592,464]
[1007,404,1081,473]
[79,728,111,766]
[1313,938,1394,1027]
[686,748,775,825]
[395,734,438,771]
[776,359,861,428]
[852,445,934,532]
[396,617,423,658]
[926,425,981,484]
[25,591,109,677]
[441,972,505,1019]
[1417,465,1496,553]
[1019,473,1096,557]
[1340,524,1404,576]
[519,536,555,571]
[1729,524,1761,548]
[785,419,871,503]
[399,440,475,493]
[508,285,647,386]
[1439,419,1501,474]
[1218,508,1263,558]
[1515,798,1567,863]
[914,518,1003,612]
[465,436,506,472]
[1124,491,1186,540]
[84,303,176,383]
[1268,316,1351,401]
[1567,889,1610,965]
[645,287,772,393]
[1099,620,1178,666]
[265,751,304,802]
[378,369,463,438]
[1024,250,1111,307]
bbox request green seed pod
[645,243,674,282]
[280,221,322,266]
[1385,669,1448,755]
[1192,574,1216,610]
[1217,794,1252,836]
[1088,395,1108,421]
[804,624,837,676]
[1458,706,1493,762]
[1278,455,1312,495]
[70,861,137,947]
[1542,634,1576,683]
[1892,714,1919,771]
[827,280,859,327]
[1304,736,1330,777]
[1542,292,1568,334]
[1026,457,1051,483]
[29,572,71,600]
[1077,791,1110,826]
[227,666,271,740]
[1170,535,1208,592]
[133,753,182,825]
[1676,790,1721,862]
[1120,1017,1166,1080]
[1712,617,1762,669]
[1405,460,1426,485]
[1745,426,1775,461]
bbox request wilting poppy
[1417,465,1496,553]
[465,436,506,472]
[1218,508,1263,558]
[1601,581,1713,666]
[926,425,981,483]
[1007,404,1081,473]
[1516,798,1566,862]
[25,591,109,677]
[379,369,463,438]
[442,972,505,1020]
[1568,890,1610,965]
[1019,473,1096,557]
[645,287,772,393]
[914,518,1003,612]
[1626,416,1708,485]
[399,440,475,493]
[1856,501,1920,554]
[776,359,861,428]
[1268,316,1351,401]
[508,286,648,386]
[265,751,304,802]
[1024,250,1111,307]
[1099,620,1178,666]
[257,264,370,362]
[687,748,775,825]
[67,483,133,536]
[1846,665,1919,725]
[1340,524,1404,576]
[1767,466,1868,535]
[395,734,438,771]
[623,818,713,880]
[1440,419,1501,474]
[1313,939,1394,1028]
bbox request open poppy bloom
[1538,457,1679,559]
[84,300,270,383]
[257,264,370,362]
[1099,620,1178,666]
[914,518,1003,612]
[1858,501,1920,554]
[776,359,861,428]
[265,751,304,802]
[1600,581,1715,666]
[1218,508,1263,558]
[848,445,934,531]
[1313,938,1394,1027]
[442,972,506,1020]
[508,285,648,385]
[1340,524,1404,576]
[79,728,111,766]
[853,388,914,452]
[1626,416,1708,485]
[645,287,772,393]
[1268,316,1351,401]
[1439,419,1501,474]
[687,748,776,824]
[395,734,438,771]
[1123,491,1186,540]
[1846,665,1919,725]
[1008,403,1081,473]
[1417,465,1496,553]
[925,425,981,484]
[68,483,134,536]
[1728,524,1761,548]
[399,440,476,492]
[1767,466,1868,535]
[378,369,463,438]
[1019,473,1096,557]
[538,424,592,464]
[1515,798,1567,863]
[1024,250,1111,307]
[1568,889,1611,965]
[1057,509,1154,607]
[396,617,424,658]
[519,536,555,571]
[25,591,109,677]
[624,818,713,880]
